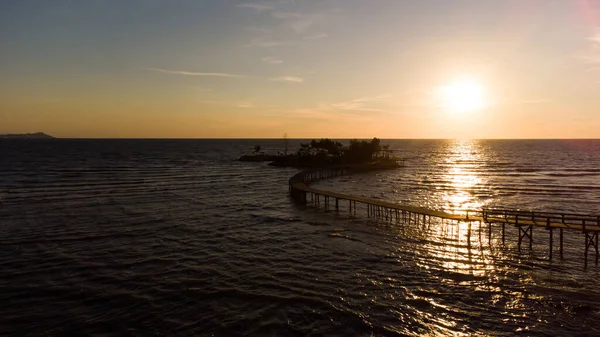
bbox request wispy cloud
[239,2,331,38]
[273,11,323,33]
[270,11,302,19]
[247,37,289,48]
[148,68,246,78]
[244,26,272,34]
[576,30,600,83]
[270,76,304,83]
[236,3,274,12]
[576,30,600,65]
[192,86,214,92]
[577,53,600,64]
[277,95,395,121]
[236,101,256,108]
[303,33,328,40]
[262,56,283,64]
[521,98,552,105]
[329,94,393,112]
[199,100,257,109]
[149,67,305,85]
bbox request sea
[1,139,600,336]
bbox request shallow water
[1,139,600,336]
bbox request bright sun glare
[439,79,486,113]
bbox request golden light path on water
[309,139,600,335]
[442,139,486,214]
[409,140,536,334]
[421,140,498,275]
[398,146,521,335]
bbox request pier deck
[289,164,600,266]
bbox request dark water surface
[1,139,600,336]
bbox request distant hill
[0,132,55,139]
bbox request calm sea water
[1,139,600,336]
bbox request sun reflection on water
[442,140,487,215]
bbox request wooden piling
[549,229,553,260]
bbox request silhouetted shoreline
[0,132,54,139]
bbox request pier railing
[288,164,600,266]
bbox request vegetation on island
[240,137,399,168]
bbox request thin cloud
[244,26,272,34]
[270,76,304,83]
[247,38,289,48]
[262,56,283,64]
[589,31,600,44]
[149,67,306,84]
[271,11,302,19]
[236,3,274,12]
[521,98,552,105]
[303,33,328,40]
[199,100,257,108]
[192,86,214,92]
[576,30,600,64]
[148,68,246,78]
[236,101,256,108]
[273,12,322,33]
[329,94,394,113]
[577,53,600,64]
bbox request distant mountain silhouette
[0,132,55,139]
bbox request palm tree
[382,144,390,159]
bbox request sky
[1,0,599,139]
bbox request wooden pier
[289,165,600,267]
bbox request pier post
[467,222,472,247]
[335,198,339,212]
[502,223,505,245]
[517,225,533,252]
[585,233,589,269]
[530,226,533,250]
[560,228,564,259]
[549,229,553,260]
[584,231,599,268]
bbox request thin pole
[549,229,553,260]
[560,228,564,259]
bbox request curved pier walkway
[289,164,600,267]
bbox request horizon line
[5,137,600,140]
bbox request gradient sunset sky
[1,0,599,138]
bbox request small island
[0,132,55,139]
[240,137,400,168]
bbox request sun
[438,79,486,113]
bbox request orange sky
[1,1,599,138]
